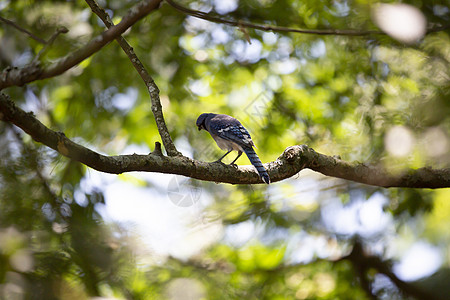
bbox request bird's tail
[243,147,270,184]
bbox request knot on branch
[153,141,163,156]
[57,26,69,34]
[283,146,300,163]
[282,144,310,164]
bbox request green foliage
[0,0,449,299]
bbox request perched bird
[196,113,270,184]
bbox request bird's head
[196,113,213,131]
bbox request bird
[196,113,270,184]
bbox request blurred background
[0,0,449,299]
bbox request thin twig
[33,26,69,63]
[166,0,449,37]
[0,15,47,44]
[165,0,383,37]
[85,0,180,156]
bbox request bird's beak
[197,126,202,131]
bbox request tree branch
[165,0,382,36]
[344,241,444,300]
[1,93,449,187]
[0,0,163,90]
[165,0,449,37]
[85,0,180,157]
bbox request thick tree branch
[1,93,449,187]
[298,147,450,188]
[85,0,180,157]
[166,0,449,37]
[0,0,163,90]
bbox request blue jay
[196,113,270,184]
